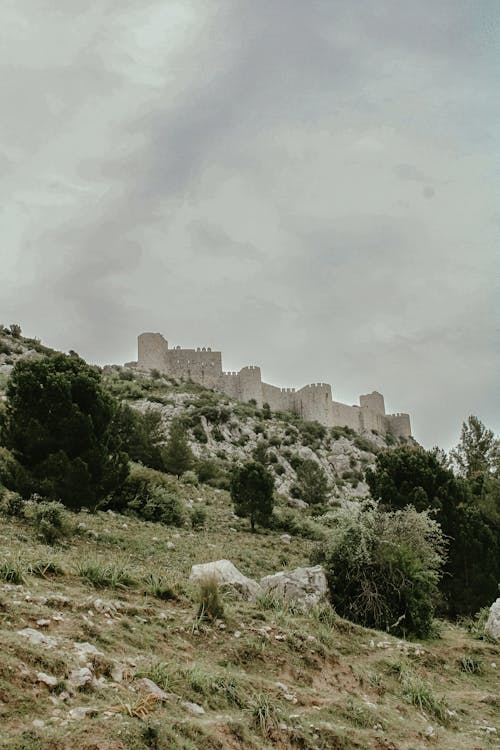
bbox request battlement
[135,331,412,438]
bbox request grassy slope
[0,483,498,750]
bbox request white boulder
[485,598,500,641]
[260,565,329,609]
[189,559,260,599]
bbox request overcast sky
[1,1,498,449]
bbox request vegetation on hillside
[0,327,498,749]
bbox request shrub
[192,424,208,443]
[135,486,185,527]
[2,490,25,518]
[292,458,329,505]
[230,461,274,531]
[299,420,326,447]
[181,470,198,486]
[9,323,22,338]
[32,500,69,545]
[190,506,207,529]
[314,502,446,638]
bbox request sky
[1,0,498,449]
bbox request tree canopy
[366,443,500,616]
[230,460,274,531]
[3,353,128,509]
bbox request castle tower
[138,332,169,371]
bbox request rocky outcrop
[260,565,329,609]
[485,598,500,641]
[189,559,260,599]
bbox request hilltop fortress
[134,332,412,438]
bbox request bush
[113,464,185,526]
[190,506,207,529]
[141,487,185,526]
[314,503,446,638]
[292,458,329,505]
[2,490,25,518]
[299,421,326,447]
[32,500,69,545]
[181,470,198,486]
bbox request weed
[459,654,483,674]
[76,559,136,589]
[27,559,64,578]
[0,557,25,584]
[401,673,449,722]
[143,573,179,601]
[250,691,281,736]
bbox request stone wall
[135,332,412,437]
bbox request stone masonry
[132,332,411,438]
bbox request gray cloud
[0,0,498,449]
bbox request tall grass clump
[196,575,224,622]
[76,558,136,589]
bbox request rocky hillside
[1,326,498,750]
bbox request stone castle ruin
[134,332,412,438]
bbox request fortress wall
[238,366,264,405]
[331,401,362,431]
[385,413,412,438]
[360,391,385,415]
[136,332,412,438]
[296,383,334,425]
[360,408,387,433]
[138,332,169,370]
[261,383,296,412]
[165,347,222,387]
[219,372,240,399]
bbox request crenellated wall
[135,332,412,438]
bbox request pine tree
[162,419,193,477]
[230,461,274,531]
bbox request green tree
[451,415,499,480]
[230,461,274,531]
[112,404,164,470]
[162,419,193,477]
[292,458,329,504]
[366,445,500,616]
[3,354,128,510]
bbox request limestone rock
[136,677,177,701]
[280,533,292,544]
[17,628,57,649]
[181,700,205,715]
[69,667,93,688]
[189,560,260,599]
[37,672,58,687]
[68,706,98,720]
[485,598,500,641]
[260,565,329,609]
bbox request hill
[0,326,498,749]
